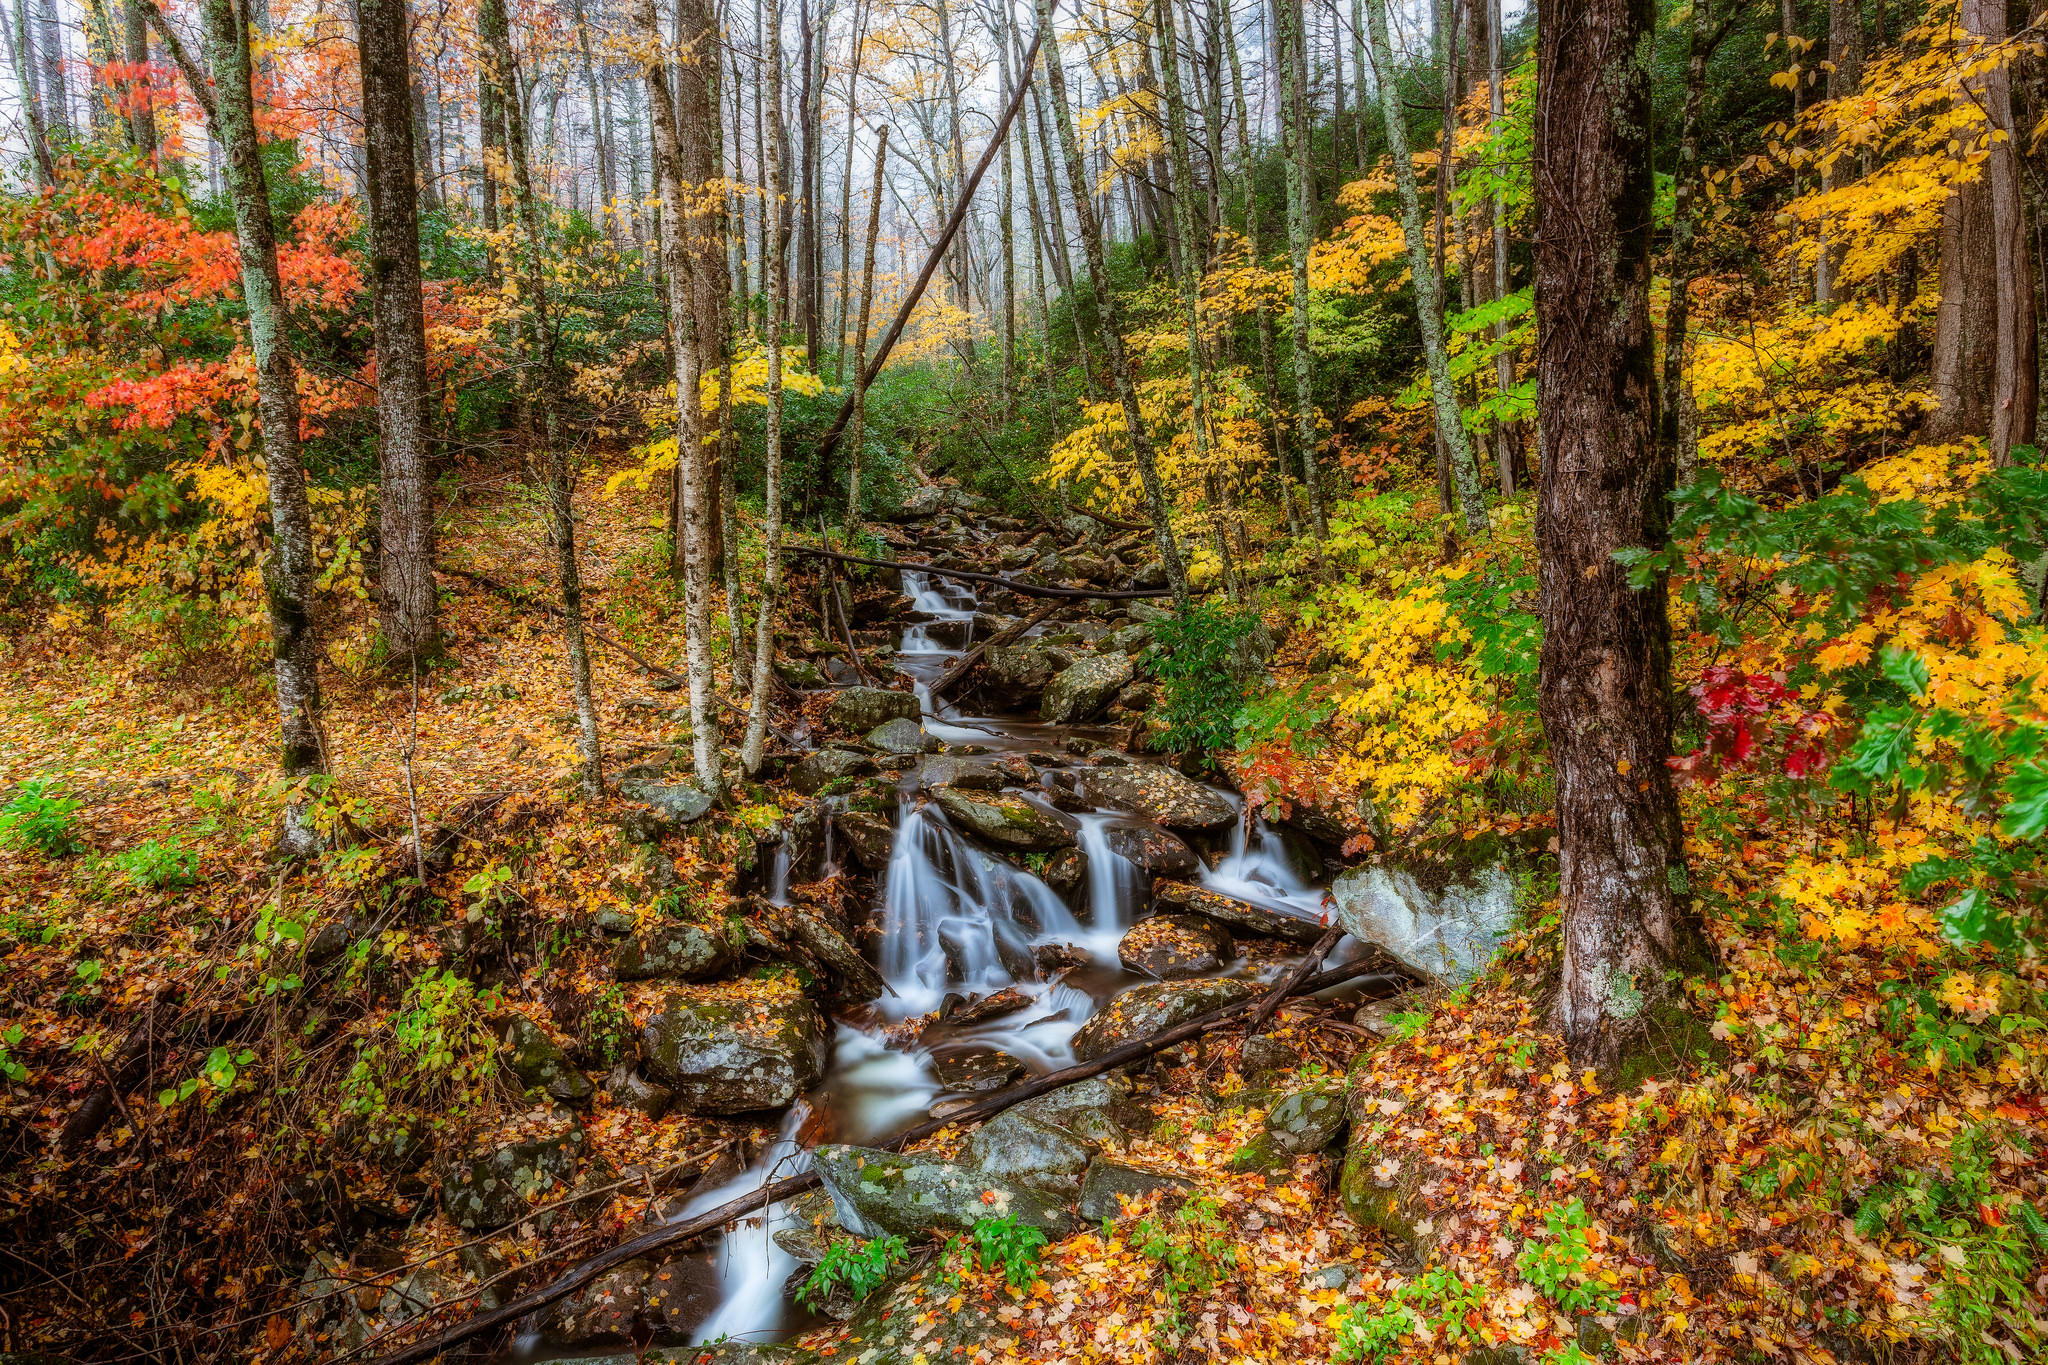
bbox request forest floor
[1,454,2044,1365]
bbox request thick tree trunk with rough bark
[1034,0,1189,609]
[1365,0,1486,537]
[1536,0,1707,1075]
[187,0,326,853]
[358,0,439,660]
[1925,0,2037,464]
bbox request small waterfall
[899,569,976,655]
[680,1104,809,1346]
[1201,808,1329,921]
[1070,813,1148,945]
[876,796,1086,1018]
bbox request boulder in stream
[1040,653,1134,723]
[497,1014,594,1104]
[981,643,1072,706]
[931,787,1076,852]
[962,1110,1095,1195]
[1103,823,1200,877]
[789,746,876,796]
[437,1104,586,1231]
[865,716,939,756]
[610,919,739,982]
[1078,763,1236,832]
[824,687,920,733]
[1070,978,1256,1062]
[919,755,1004,791]
[833,809,895,869]
[1152,881,1328,945]
[1330,861,1517,985]
[640,980,828,1115]
[1041,845,1088,899]
[934,1048,1026,1093]
[812,1145,1074,1239]
[1117,914,1235,979]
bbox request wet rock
[1078,764,1235,832]
[1041,846,1088,899]
[1079,1159,1192,1223]
[555,1259,651,1342]
[1032,942,1090,976]
[1070,978,1256,1062]
[790,747,877,796]
[611,920,739,982]
[770,1187,845,1266]
[640,984,829,1115]
[962,1111,1094,1195]
[982,644,1073,706]
[824,687,921,733]
[437,1105,586,1231]
[934,1048,1026,1093]
[834,809,895,870]
[780,903,885,1001]
[920,755,1005,791]
[1114,683,1153,711]
[1239,1033,1303,1084]
[1330,862,1517,985]
[865,717,938,756]
[1103,824,1200,877]
[1117,914,1235,979]
[498,1014,595,1104]
[617,780,716,827]
[603,1063,672,1120]
[1012,1075,1136,1147]
[944,986,1035,1026]
[1040,653,1135,724]
[773,656,829,687]
[784,805,827,881]
[932,787,1076,852]
[813,1145,1074,1239]
[1152,881,1328,945]
[1264,1085,1349,1155]
[1101,623,1154,656]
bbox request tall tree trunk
[844,126,888,538]
[477,0,507,275]
[1487,0,1519,492]
[1024,31,1097,393]
[998,1,1016,421]
[834,0,869,380]
[183,0,326,852]
[482,0,602,796]
[571,0,618,242]
[6,0,54,185]
[1924,0,2037,462]
[1365,0,1486,535]
[35,0,68,141]
[1036,0,1190,608]
[1660,0,1726,489]
[1815,0,1863,306]
[638,0,725,793]
[743,0,790,775]
[1224,0,1295,532]
[1280,0,1329,538]
[358,0,439,658]
[1535,0,1705,1075]
[125,0,158,159]
[936,0,978,364]
[1154,0,1214,542]
[1350,0,1369,171]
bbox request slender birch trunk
[742,0,790,774]
[845,126,889,540]
[1278,0,1329,538]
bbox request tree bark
[1036,0,1191,608]
[1365,0,1487,536]
[125,0,159,159]
[34,0,68,141]
[181,0,327,851]
[844,126,889,539]
[1154,0,1216,557]
[1280,0,1330,539]
[1487,0,1520,493]
[1660,0,1728,488]
[1815,0,1863,306]
[742,0,791,776]
[358,0,439,659]
[833,0,869,380]
[1925,0,2038,463]
[1224,1,1296,533]
[7,0,54,186]
[571,0,618,242]
[1535,0,1706,1075]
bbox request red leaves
[1671,664,1831,785]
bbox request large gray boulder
[1079,1160,1192,1223]
[790,747,876,796]
[982,644,1073,707]
[833,809,894,869]
[865,717,939,756]
[497,1015,594,1104]
[437,1105,586,1231]
[1103,824,1200,877]
[1152,882,1327,945]
[812,1145,1073,1239]
[616,780,716,827]
[610,919,739,982]
[1117,914,1234,979]
[919,755,1004,791]
[931,787,1076,852]
[1331,862,1516,985]
[961,1111,1094,1195]
[640,985,829,1114]
[1264,1085,1349,1155]
[1040,653,1134,723]
[824,687,921,733]
[1069,978,1255,1062]
[1078,764,1235,831]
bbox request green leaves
[970,1214,1050,1291]
[799,1232,908,1310]
[1881,645,1931,698]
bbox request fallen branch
[1244,923,1347,1034]
[929,600,1061,699]
[786,546,1179,601]
[363,956,1407,1365]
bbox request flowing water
[549,563,1358,1352]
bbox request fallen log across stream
[363,955,1406,1365]
[784,544,1198,601]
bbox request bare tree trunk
[6,0,54,185]
[637,0,725,794]
[1365,0,1486,535]
[834,0,869,380]
[1036,0,1190,608]
[845,126,888,538]
[571,0,618,242]
[936,0,979,365]
[1815,0,1863,306]
[477,0,507,274]
[1154,0,1215,548]
[998,2,1016,421]
[1487,0,1519,492]
[1280,0,1329,538]
[124,0,159,159]
[359,0,440,659]
[172,0,327,853]
[34,0,68,141]
[1925,0,2037,463]
[1350,0,1368,170]
[1023,30,1097,393]
[742,0,790,775]
[1660,0,1727,489]
[1536,0,1706,1075]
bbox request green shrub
[798,1233,908,1310]
[0,779,82,856]
[115,838,199,889]
[1145,605,1268,753]
[1515,1198,1619,1315]
[970,1214,1049,1291]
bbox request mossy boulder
[437,1105,586,1231]
[497,1014,594,1104]
[790,747,876,796]
[1152,881,1328,945]
[610,919,739,982]
[932,787,1076,852]
[639,982,828,1115]
[1117,914,1235,979]
[1069,978,1255,1062]
[812,1145,1074,1239]
[824,687,920,733]
[1041,653,1135,723]
[1078,1159,1192,1222]
[1264,1084,1349,1155]
[1078,764,1235,832]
